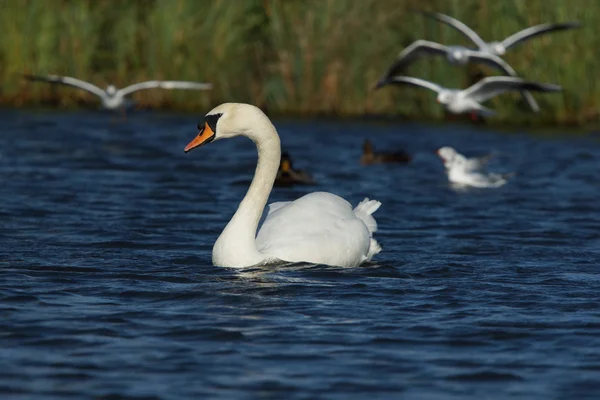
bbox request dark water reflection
[1,109,600,399]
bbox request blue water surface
[1,109,600,399]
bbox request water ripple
[1,111,600,399]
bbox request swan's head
[436,90,453,105]
[436,146,458,163]
[488,41,506,56]
[106,85,117,96]
[184,103,272,153]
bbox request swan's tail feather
[367,238,382,260]
[353,198,381,234]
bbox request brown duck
[360,139,412,165]
[275,152,315,186]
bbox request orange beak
[184,122,215,153]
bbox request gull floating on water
[437,146,493,172]
[24,74,213,110]
[437,146,511,188]
[376,76,561,117]
[420,11,580,57]
[376,40,541,112]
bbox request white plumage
[25,74,212,110]
[377,76,561,117]
[256,193,381,267]
[437,146,511,188]
[184,103,381,268]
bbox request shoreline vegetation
[0,0,597,126]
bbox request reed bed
[0,0,596,125]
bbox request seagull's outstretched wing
[379,76,443,94]
[419,11,488,49]
[464,50,518,76]
[24,74,106,98]
[501,22,581,50]
[463,76,562,103]
[118,81,213,96]
[467,153,494,171]
[464,51,540,112]
[376,40,449,86]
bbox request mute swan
[184,103,382,268]
[275,152,315,186]
[361,139,412,165]
[24,74,212,110]
[376,76,561,117]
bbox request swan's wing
[464,52,540,112]
[376,40,448,87]
[379,76,443,94]
[501,22,581,50]
[256,192,374,267]
[266,201,291,216]
[419,11,488,49]
[463,76,562,103]
[118,80,213,96]
[24,74,106,98]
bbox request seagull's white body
[101,86,129,110]
[438,147,493,172]
[378,76,562,116]
[439,89,486,115]
[444,45,471,65]
[25,75,212,110]
[447,168,508,188]
[437,146,510,188]
[183,103,382,268]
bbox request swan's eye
[205,113,223,134]
[197,123,203,131]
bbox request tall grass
[0,0,597,125]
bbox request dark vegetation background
[0,0,596,125]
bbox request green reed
[0,0,596,125]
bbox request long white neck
[212,121,281,268]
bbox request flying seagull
[420,11,580,56]
[376,40,540,112]
[24,74,213,110]
[376,76,561,116]
[437,146,512,188]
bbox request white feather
[188,103,382,268]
